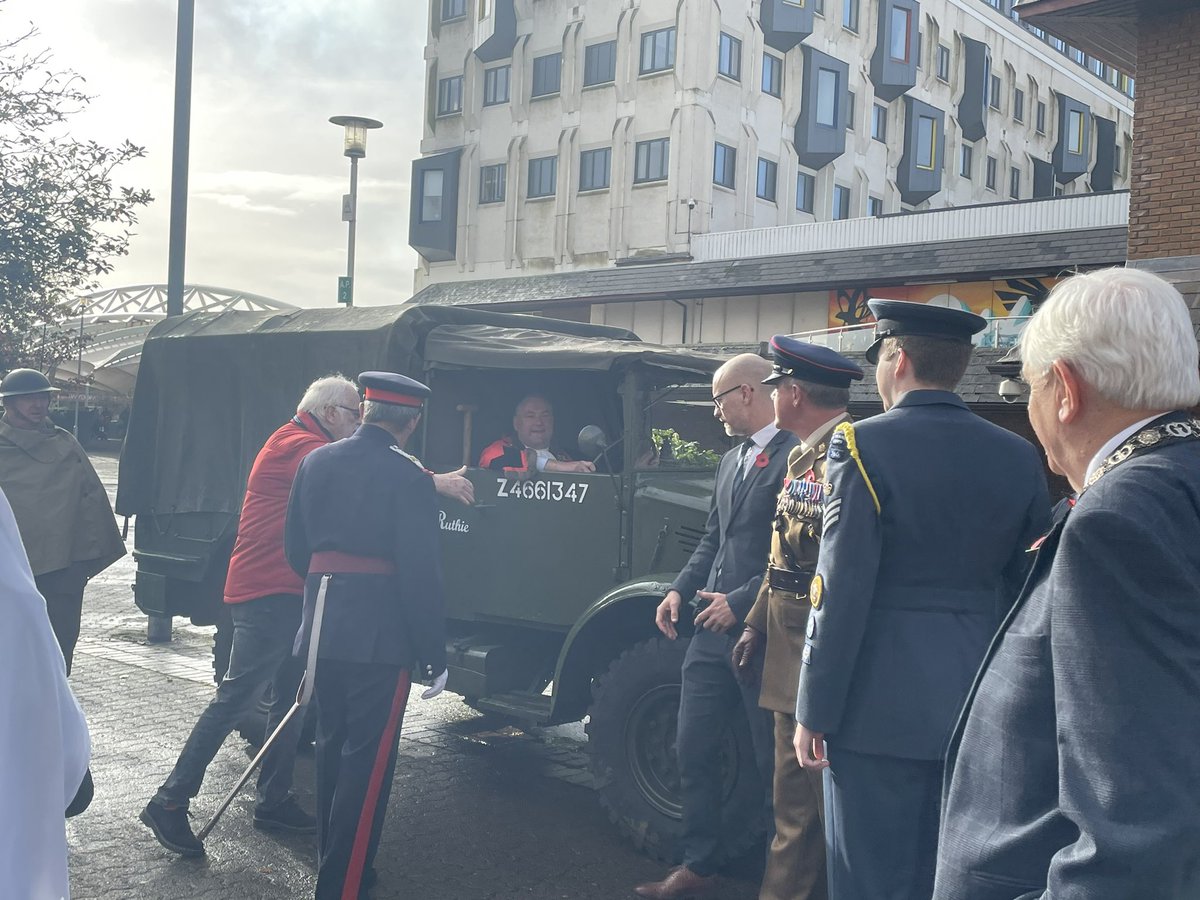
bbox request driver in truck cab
[479,394,596,475]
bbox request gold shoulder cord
[834,422,880,515]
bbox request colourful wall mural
[828,277,1060,330]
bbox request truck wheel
[586,637,764,863]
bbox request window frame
[871,103,888,141]
[440,0,466,23]
[579,147,612,192]
[815,67,840,128]
[756,157,778,203]
[527,155,558,199]
[959,143,973,178]
[936,44,950,82]
[832,183,851,219]
[583,40,618,87]
[1009,165,1021,200]
[483,65,511,107]
[796,171,816,213]
[713,142,737,190]
[867,195,884,217]
[1067,109,1085,155]
[988,73,1002,111]
[1013,87,1025,123]
[479,163,507,204]
[888,5,912,64]
[915,114,938,171]
[419,169,444,223]
[985,155,997,191]
[1036,100,1047,134]
[634,138,670,184]
[640,27,677,75]
[436,75,464,117]
[842,0,859,33]
[531,52,563,98]
[718,32,742,81]
[762,53,783,98]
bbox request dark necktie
[733,439,756,490]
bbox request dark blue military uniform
[284,373,446,900]
[794,301,1050,900]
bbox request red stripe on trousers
[341,669,411,900]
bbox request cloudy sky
[3,0,429,308]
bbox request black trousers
[824,746,942,900]
[676,626,775,875]
[36,565,88,675]
[314,660,411,900]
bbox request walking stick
[197,572,332,841]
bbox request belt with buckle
[767,565,811,594]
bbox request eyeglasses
[335,404,361,420]
[711,384,748,410]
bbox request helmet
[0,369,60,400]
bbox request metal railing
[790,315,1033,353]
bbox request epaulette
[389,445,434,474]
[827,422,880,514]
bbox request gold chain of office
[1084,418,1200,488]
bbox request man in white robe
[0,485,91,899]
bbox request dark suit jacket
[934,421,1200,900]
[670,428,800,624]
[284,424,447,674]
[795,390,1049,760]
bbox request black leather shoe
[253,796,318,834]
[140,801,205,857]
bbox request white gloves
[421,668,448,700]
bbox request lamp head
[329,115,383,159]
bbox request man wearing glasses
[637,353,798,899]
[142,375,472,856]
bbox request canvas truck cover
[115,303,720,519]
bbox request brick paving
[63,452,759,899]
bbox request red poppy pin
[783,477,792,488]
[804,469,817,482]
[754,451,770,468]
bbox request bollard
[147,614,173,643]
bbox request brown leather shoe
[633,866,717,899]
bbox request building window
[528,155,557,198]
[483,66,511,106]
[479,163,506,204]
[713,143,737,189]
[640,27,676,74]
[441,0,466,22]
[988,73,1001,110]
[832,183,851,219]
[1009,165,1021,199]
[531,53,562,97]
[579,148,611,191]
[718,32,742,80]
[889,6,912,63]
[1069,46,1085,65]
[936,44,950,82]
[796,171,815,213]
[846,91,856,130]
[436,75,463,116]
[868,195,883,216]
[583,41,617,87]
[1036,100,1046,134]
[916,115,938,171]
[420,170,444,223]
[871,103,887,141]
[762,54,783,97]
[814,0,825,14]
[816,67,839,128]
[842,0,859,32]
[1050,35,1067,53]
[960,143,973,178]
[1067,109,1085,154]
[1013,88,1024,123]
[634,138,670,183]
[756,158,778,202]
[985,155,997,191]
[1114,143,1122,175]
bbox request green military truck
[116,304,765,862]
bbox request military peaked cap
[864,299,988,364]
[358,371,431,407]
[762,336,864,388]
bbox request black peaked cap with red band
[864,298,987,365]
[358,371,431,408]
[762,335,864,388]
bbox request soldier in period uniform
[732,337,862,900]
[284,372,449,900]
[793,300,1050,900]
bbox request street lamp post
[329,115,383,307]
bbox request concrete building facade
[409,0,1134,292]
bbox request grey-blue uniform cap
[358,371,431,407]
[762,335,864,387]
[864,298,988,365]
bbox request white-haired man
[934,267,1200,900]
[143,375,473,856]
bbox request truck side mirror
[578,425,610,459]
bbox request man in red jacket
[141,375,472,856]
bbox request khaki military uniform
[745,413,849,900]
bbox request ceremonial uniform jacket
[934,413,1200,900]
[745,413,850,714]
[670,429,800,623]
[795,390,1048,760]
[284,423,447,675]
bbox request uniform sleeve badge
[827,430,848,462]
[809,574,824,610]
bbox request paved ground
[65,451,761,899]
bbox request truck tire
[586,637,765,863]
